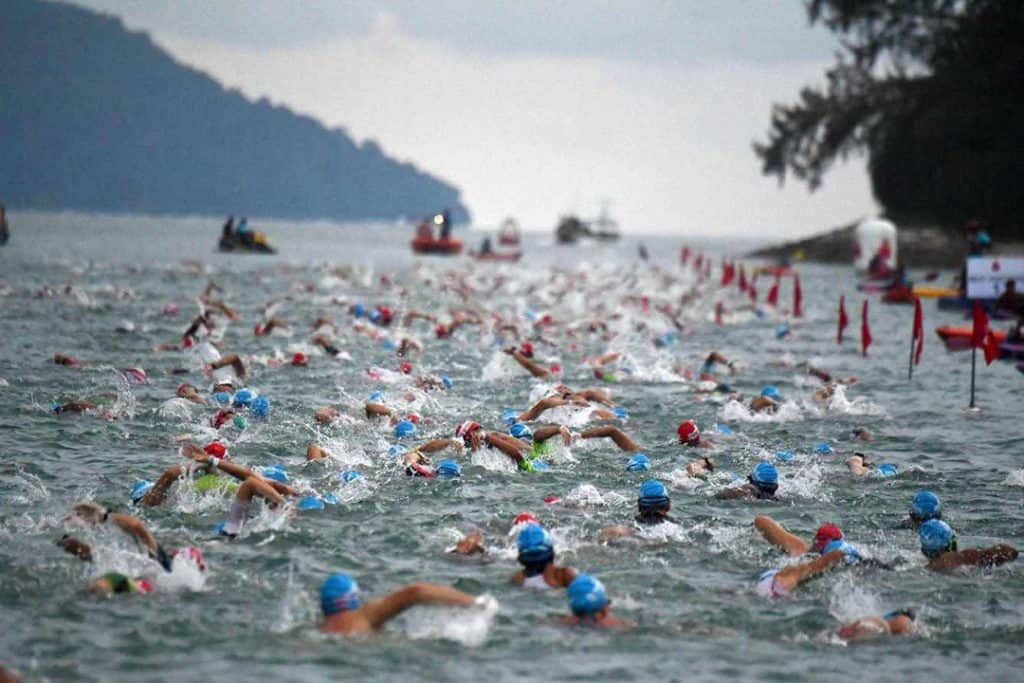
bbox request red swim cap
[173,546,207,572]
[543,495,559,504]
[204,442,228,459]
[455,420,482,439]
[813,523,843,552]
[292,352,307,366]
[406,412,421,423]
[520,341,534,357]
[135,578,154,594]
[513,512,540,527]
[399,361,413,374]
[436,324,448,338]
[677,419,700,445]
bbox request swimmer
[319,573,493,635]
[176,383,206,405]
[677,419,713,449]
[208,353,248,383]
[918,520,1018,571]
[716,462,778,500]
[51,400,99,415]
[90,572,154,596]
[685,455,716,478]
[749,386,781,413]
[598,480,677,541]
[253,316,288,336]
[554,575,634,628]
[834,609,916,642]
[510,524,577,590]
[754,516,843,557]
[503,346,552,379]
[754,549,846,598]
[848,426,873,442]
[698,351,735,382]
[53,353,83,367]
[454,420,565,472]
[901,490,942,529]
[63,502,171,570]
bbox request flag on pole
[793,274,803,318]
[838,295,849,344]
[973,301,1000,364]
[912,297,924,365]
[766,277,780,307]
[861,299,872,356]
[738,265,748,292]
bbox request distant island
[0,0,470,224]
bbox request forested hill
[0,0,470,223]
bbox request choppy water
[1,212,1022,682]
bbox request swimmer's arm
[485,433,526,463]
[139,465,185,507]
[361,583,478,628]
[753,516,809,556]
[418,438,461,454]
[576,388,613,406]
[958,544,1019,568]
[579,426,640,452]
[597,525,634,542]
[517,397,567,422]
[57,535,93,562]
[453,530,486,555]
[775,549,845,591]
[715,484,754,500]
[315,406,340,424]
[364,402,395,419]
[533,425,571,446]
[106,512,159,555]
[505,349,551,379]
[206,300,242,321]
[306,444,328,461]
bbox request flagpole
[969,345,977,408]
[908,323,915,381]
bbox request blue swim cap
[823,539,861,563]
[877,463,898,477]
[233,389,254,407]
[435,459,462,478]
[713,423,733,434]
[259,466,289,483]
[369,391,384,402]
[517,523,554,564]
[813,442,834,455]
[776,450,796,462]
[911,490,941,520]
[567,574,609,615]
[613,406,629,419]
[321,573,362,615]
[501,408,518,425]
[532,460,549,471]
[510,422,533,441]
[352,303,366,318]
[368,309,381,323]
[341,469,362,483]
[394,419,417,438]
[297,495,325,511]
[751,461,778,485]
[249,396,270,419]
[213,391,231,405]
[775,324,790,339]
[381,339,397,350]
[387,444,408,457]
[639,479,670,508]
[50,401,63,413]
[626,453,650,472]
[322,493,340,505]
[441,375,453,389]
[130,479,154,503]
[761,385,781,401]
[919,519,955,555]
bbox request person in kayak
[918,520,1018,571]
[319,573,493,635]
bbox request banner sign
[966,257,1024,299]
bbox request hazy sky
[71,0,877,236]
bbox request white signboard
[966,256,1024,299]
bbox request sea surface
[1,212,1021,682]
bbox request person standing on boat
[440,208,452,239]
[222,215,235,239]
[0,203,8,245]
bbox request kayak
[937,296,994,311]
[999,342,1024,360]
[411,236,463,255]
[935,325,1007,351]
[912,285,959,298]
[218,234,276,254]
[471,250,521,262]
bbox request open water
[0,212,1021,682]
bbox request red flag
[912,297,924,365]
[793,274,803,318]
[681,246,691,265]
[971,300,988,348]
[749,282,758,303]
[984,330,1000,365]
[695,254,704,271]
[738,265,748,292]
[861,299,872,356]
[766,277,780,307]
[838,295,849,344]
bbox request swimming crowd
[8,253,1019,680]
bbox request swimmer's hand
[473,594,499,613]
[57,535,93,561]
[453,530,486,556]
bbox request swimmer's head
[204,442,228,459]
[760,385,781,401]
[455,420,482,445]
[626,453,650,472]
[910,490,941,524]
[512,512,540,528]
[919,519,956,558]
[441,375,453,389]
[341,469,362,483]
[813,523,843,553]
[435,323,448,338]
[259,465,289,483]
[321,573,362,615]
[351,303,366,318]
[677,419,700,445]
[394,419,417,438]
[212,391,232,405]
[749,462,779,496]
[637,479,670,513]
[297,496,326,511]
[613,406,629,420]
[387,444,408,457]
[291,352,307,367]
[509,422,533,441]
[567,574,609,617]
[517,523,554,566]
[775,324,790,339]
[232,389,254,408]
[249,396,270,419]
[130,480,154,504]
[823,539,861,562]
[435,459,462,479]
[399,361,413,374]
[519,341,534,358]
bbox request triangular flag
[861,299,872,356]
[838,295,849,344]
[971,300,989,348]
[766,277,780,307]
[738,265,748,292]
[984,330,1001,365]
